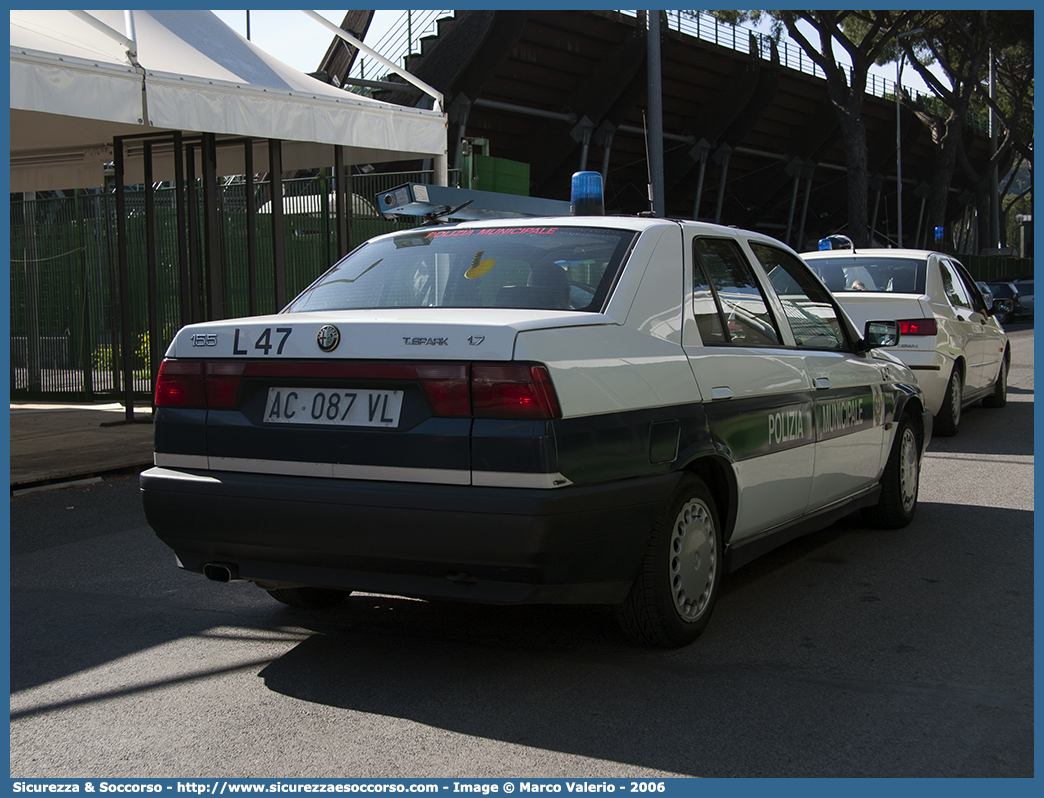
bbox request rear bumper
[890,348,950,416]
[140,466,678,604]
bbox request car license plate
[264,387,403,427]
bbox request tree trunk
[833,100,870,248]
[928,112,963,239]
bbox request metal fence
[11,168,1031,402]
[10,170,438,400]
[961,254,1035,283]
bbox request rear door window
[939,259,974,311]
[692,237,781,346]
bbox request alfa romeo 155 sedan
[141,191,931,647]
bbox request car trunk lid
[157,310,612,485]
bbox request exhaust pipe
[203,562,241,583]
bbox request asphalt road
[10,325,1034,779]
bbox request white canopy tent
[10,10,450,419]
[9,9,448,192]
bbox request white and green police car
[141,175,931,648]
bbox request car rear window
[285,225,638,313]
[807,257,926,294]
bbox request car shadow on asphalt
[927,391,1033,457]
[253,495,1032,777]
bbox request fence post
[334,146,351,258]
[347,168,355,251]
[186,145,202,324]
[320,167,331,267]
[113,138,136,420]
[144,141,161,402]
[75,189,93,400]
[173,131,191,328]
[101,174,120,393]
[244,140,259,316]
[201,132,225,320]
[22,193,42,393]
[269,139,287,310]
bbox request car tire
[982,356,1009,408]
[617,474,723,648]
[266,586,351,609]
[863,413,921,529]
[935,367,962,437]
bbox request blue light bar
[570,171,604,216]
[818,234,855,252]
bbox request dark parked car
[1011,278,1034,316]
[984,281,1023,324]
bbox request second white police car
[141,175,932,648]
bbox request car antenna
[642,111,654,215]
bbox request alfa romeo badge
[316,325,340,352]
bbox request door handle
[711,386,734,400]
[814,377,831,390]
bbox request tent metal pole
[245,141,259,316]
[201,133,224,319]
[302,10,444,111]
[173,132,190,328]
[68,11,136,57]
[185,145,202,324]
[113,137,135,422]
[74,188,94,401]
[269,139,287,310]
[144,141,160,404]
[101,176,120,392]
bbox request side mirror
[991,298,1013,316]
[862,319,900,350]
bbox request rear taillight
[897,318,938,336]
[154,360,205,408]
[471,364,562,420]
[204,361,245,409]
[154,360,244,409]
[415,364,470,416]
